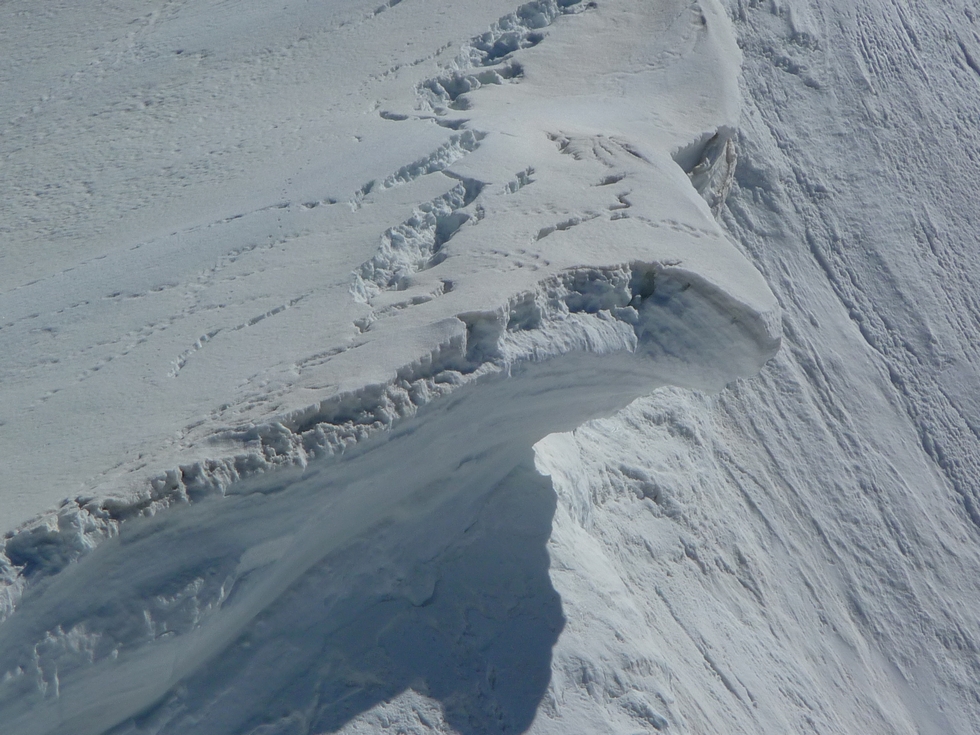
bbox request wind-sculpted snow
[417,0,593,113]
[0,266,777,735]
[0,0,782,732]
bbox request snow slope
[530,1,980,733]
[1,1,779,732]
[1,0,979,733]
[0,0,769,531]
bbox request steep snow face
[528,1,980,734]
[0,1,782,733]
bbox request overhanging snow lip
[0,261,779,735]
[0,256,779,613]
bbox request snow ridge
[0,266,777,735]
[0,259,778,624]
[0,1,780,731]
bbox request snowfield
[1,0,979,733]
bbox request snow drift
[0,1,781,733]
[6,0,978,732]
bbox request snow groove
[535,213,602,241]
[370,0,404,18]
[420,62,526,112]
[418,0,592,113]
[348,130,484,210]
[351,177,484,303]
[505,166,536,193]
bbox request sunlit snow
[1,0,978,733]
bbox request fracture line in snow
[350,177,483,303]
[347,130,485,211]
[417,0,595,113]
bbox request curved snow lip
[0,258,778,735]
[0,0,755,599]
[0,0,780,730]
[0,258,779,611]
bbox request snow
[2,0,980,733]
[0,0,771,534]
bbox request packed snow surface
[1,0,979,733]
